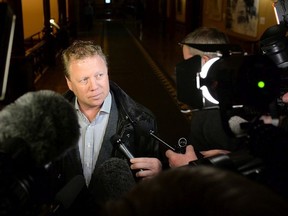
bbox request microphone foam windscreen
[91,157,136,204]
[0,90,80,166]
[228,116,248,137]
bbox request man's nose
[89,78,99,90]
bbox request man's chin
[89,98,104,106]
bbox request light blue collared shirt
[75,93,112,186]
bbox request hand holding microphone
[165,145,198,168]
[110,134,135,160]
[110,134,162,179]
[110,134,144,173]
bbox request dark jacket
[48,81,160,213]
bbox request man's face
[66,55,110,110]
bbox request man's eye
[96,73,104,79]
[80,78,88,84]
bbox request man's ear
[65,76,72,91]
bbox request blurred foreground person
[102,165,288,216]
[166,27,241,168]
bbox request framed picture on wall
[205,0,222,21]
[226,0,260,38]
[176,0,186,23]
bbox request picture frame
[226,0,260,38]
[205,0,223,21]
[175,0,186,23]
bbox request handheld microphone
[110,134,135,159]
[110,134,144,173]
[133,121,186,153]
[228,116,248,137]
[148,130,176,151]
[91,158,136,204]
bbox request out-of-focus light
[50,18,60,29]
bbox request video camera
[176,1,288,125]
[176,0,288,198]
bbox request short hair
[62,40,108,79]
[180,27,229,58]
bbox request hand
[200,149,230,158]
[130,157,162,179]
[282,92,288,103]
[165,145,231,168]
[165,145,198,168]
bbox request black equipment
[0,2,16,101]
[176,1,288,199]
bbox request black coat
[48,81,160,214]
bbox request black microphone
[50,175,86,214]
[91,158,136,204]
[110,134,135,159]
[148,129,176,151]
[132,121,176,150]
[0,90,80,167]
[133,121,187,153]
[110,134,144,173]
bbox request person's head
[102,166,288,216]
[180,27,229,61]
[62,40,109,110]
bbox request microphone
[91,158,136,204]
[228,115,248,137]
[148,130,176,151]
[132,121,186,153]
[110,134,135,159]
[50,175,86,214]
[110,134,144,172]
[0,90,80,167]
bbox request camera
[176,0,288,199]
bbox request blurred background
[0,0,279,145]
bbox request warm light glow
[22,0,59,38]
[273,2,280,24]
[22,0,44,38]
[50,19,60,29]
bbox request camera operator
[167,24,288,199]
[166,27,242,168]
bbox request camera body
[176,0,288,198]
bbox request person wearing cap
[166,27,241,167]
